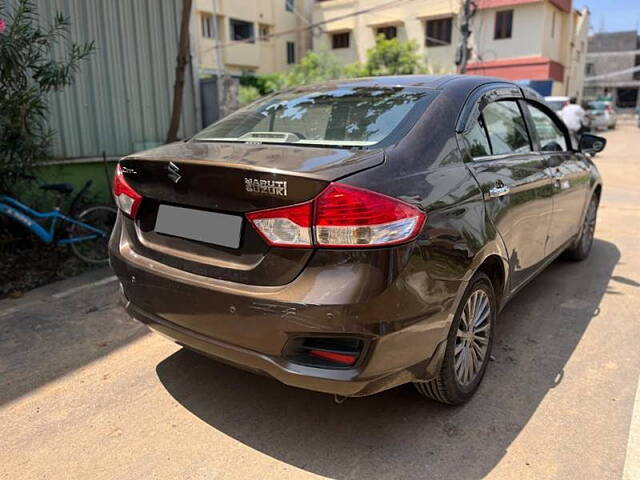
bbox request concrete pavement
[1,125,639,480]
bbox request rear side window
[482,101,531,155]
[464,115,491,157]
[527,103,567,152]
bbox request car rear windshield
[193,86,433,148]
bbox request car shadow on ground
[156,239,621,480]
[0,282,147,406]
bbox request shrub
[0,0,94,194]
[362,34,425,76]
[238,85,261,106]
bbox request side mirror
[579,134,606,155]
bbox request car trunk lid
[118,141,384,286]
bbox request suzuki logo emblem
[167,162,182,184]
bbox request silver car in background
[544,96,593,132]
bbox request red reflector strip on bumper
[309,349,357,365]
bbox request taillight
[113,164,142,218]
[246,183,425,248]
[314,183,425,247]
[246,201,312,248]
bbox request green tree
[286,50,344,85]
[238,50,345,104]
[361,34,425,76]
[341,62,366,79]
[240,71,287,96]
[258,73,288,94]
[238,85,261,106]
[0,0,94,194]
[236,37,428,105]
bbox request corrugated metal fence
[5,0,199,159]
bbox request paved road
[2,125,640,480]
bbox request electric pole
[211,0,226,120]
[456,0,475,74]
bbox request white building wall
[561,8,589,98]
[471,3,545,63]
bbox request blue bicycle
[0,174,116,264]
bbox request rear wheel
[415,272,495,404]
[69,205,117,264]
[566,195,598,261]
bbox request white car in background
[545,96,596,132]
[587,101,617,130]
[544,96,570,114]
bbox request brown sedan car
[110,76,605,404]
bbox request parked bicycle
[0,173,116,264]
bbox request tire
[69,205,117,264]
[566,195,598,261]
[415,272,496,405]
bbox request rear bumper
[121,290,446,397]
[110,216,464,397]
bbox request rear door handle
[489,184,510,198]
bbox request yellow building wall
[312,0,459,73]
[194,0,312,75]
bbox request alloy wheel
[454,289,491,386]
[581,200,597,252]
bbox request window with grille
[494,10,513,40]
[376,26,397,40]
[230,18,255,42]
[287,41,296,64]
[259,24,271,42]
[425,18,452,47]
[332,32,350,49]
[201,14,214,39]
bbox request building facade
[312,0,461,73]
[312,0,589,97]
[194,0,313,76]
[467,0,589,98]
[583,31,640,109]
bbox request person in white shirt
[560,97,586,145]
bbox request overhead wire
[584,64,640,82]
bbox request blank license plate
[154,204,242,249]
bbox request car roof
[289,74,515,94]
[545,96,570,101]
